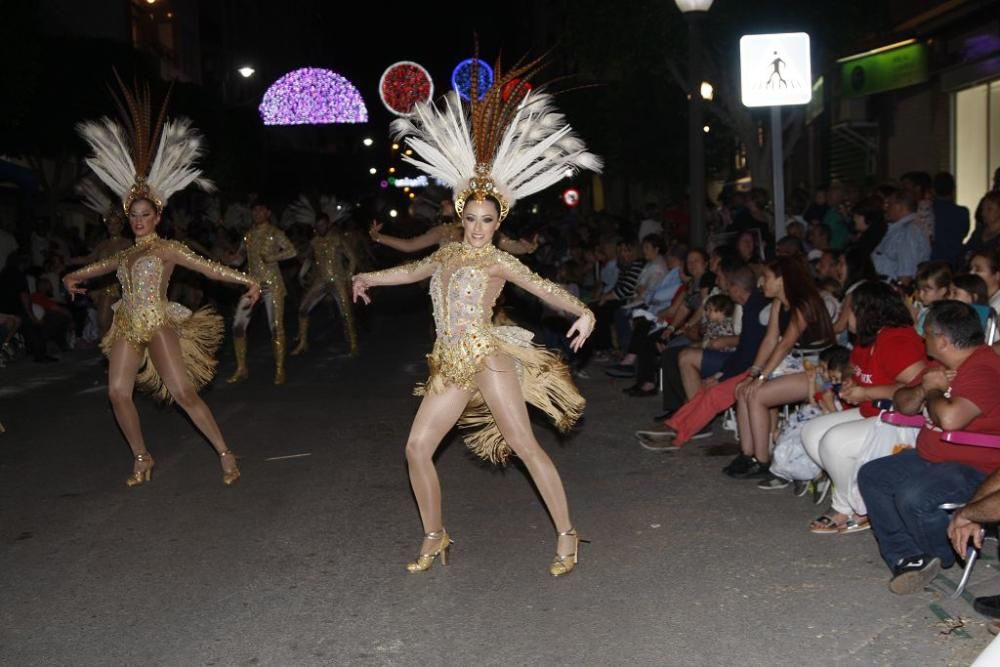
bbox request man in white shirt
[872,189,931,286]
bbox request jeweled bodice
[428,244,503,344]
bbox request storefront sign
[839,41,928,98]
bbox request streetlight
[369,167,377,175]
[389,209,398,218]
[675,0,714,247]
[700,81,714,102]
[363,137,374,147]
[237,66,255,79]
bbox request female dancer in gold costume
[70,178,133,337]
[64,77,260,487]
[353,56,602,576]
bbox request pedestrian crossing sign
[740,32,812,107]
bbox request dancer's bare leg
[107,339,149,473]
[405,385,473,553]
[147,328,236,474]
[475,353,576,556]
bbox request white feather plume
[391,92,475,191]
[286,194,353,227]
[146,118,216,202]
[76,118,136,201]
[222,203,251,230]
[390,89,600,212]
[78,116,214,208]
[491,92,602,206]
[75,176,115,216]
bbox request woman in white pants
[804,282,925,534]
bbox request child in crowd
[952,273,994,332]
[700,293,736,352]
[912,262,952,334]
[766,345,852,490]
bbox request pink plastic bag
[664,372,748,446]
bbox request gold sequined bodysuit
[244,223,296,294]
[312,232,352,282]
[69,234,254,402]
[366,242,594,463]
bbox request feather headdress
[75,176,117,219]
[285,194,353,227]
[390,51,601,221]
[76,71,215,214]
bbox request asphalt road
[1,287,997,666]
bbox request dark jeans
[591,300,620,351]
[659,346,687,411]
[858,449,987,569]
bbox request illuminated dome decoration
[451,58,494,101]
[379,61,434,117]
[259,67,368,125]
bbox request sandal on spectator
[839,516,870,534]
[809,513,848,534]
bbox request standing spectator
[851,196,888,259]
[872,188,931,286]
[803,185,829,225]
[931,172,970,266]
[859,301,1000,594]
[0,218,18,272]
[901,171,936,243]
[823,183,851,250]
[637,203,663,245]
[964,191,1000,262]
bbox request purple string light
[259,67,369,125]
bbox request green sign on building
[840,42,928,98]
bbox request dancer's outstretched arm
[495,251,595,351]
[352,250,440,304]
[369,220,446,252]
[63,254,121,298]
[163,241,260,305]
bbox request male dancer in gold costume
[227,201,296,384]
[291,211,360,356]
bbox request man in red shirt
[858,301,1000,594]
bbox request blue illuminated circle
[451,59,494,101]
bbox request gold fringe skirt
[101,302,225,404]
[415,326,585,465]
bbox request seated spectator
[969,248,1000,315]
[658,260,765,423]
[29,277,74,355]
[802,282,925,533]
[859,301,1000,594]
[775,235,805,258]
[767,345,852,490]
[636,260,768,447]
[729,256,836,480]
[591,239,644,354]
[700,294,736,352]
[912,262,953,334]
[0,253,56,362]
[607,234,667,371]
[872,188,931,287]
[951,273,993,330]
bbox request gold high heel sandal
[219,450,241,486]
[126,452,155,487]
[549,527,589,577]
[406,529,453,573]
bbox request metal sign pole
[771,106,786,242]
